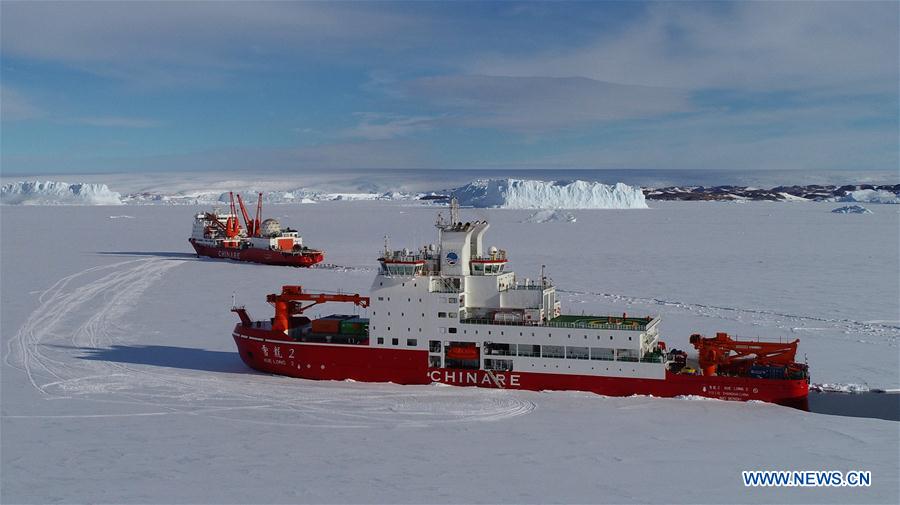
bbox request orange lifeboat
[446,344,478,360]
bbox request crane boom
[254,192,263,237]
[691,332,799,376]
[266,285,370,332]
[236,193,255,237]
[224,192,241,238]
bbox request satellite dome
[260,218,281,237]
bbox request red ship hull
[190,239,323,267]
[232,326,809,406]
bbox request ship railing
[460,318,648,331]
[471,251,507,261]
[508,284,545,291]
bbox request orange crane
[236,193,254,237]
[235,192,264,237]
[224,192,242,238]
[266,285,370,332]
[690,332,799,377]
[254,192,263,237]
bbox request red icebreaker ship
[189,192,323,267]
[230,199,809,406]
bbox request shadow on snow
[97,251,199,260]
[65,344,250,374]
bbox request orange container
[311,318,341,334]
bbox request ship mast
[449,196,460,225]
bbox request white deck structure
[369,200,666,379]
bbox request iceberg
[831,205,872,214]
[0,181,123,205]
[839,189,899,204]
[523,210,577,223]
[450,179,647,209]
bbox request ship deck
[461,314,655,331]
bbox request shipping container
[311,314,355,334]
[340,317,369,335]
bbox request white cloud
[75,116,163,128]
[2,139,432,174]
[341,113,437,140]
[0,2,426,86]
[1,85,45,121]
[405,75,691,132]
[468,2,898,92]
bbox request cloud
[1,139,432,174]
[483,97,898,172]
[341,113,437,140]
[0,2,425,86]
[1,85,45,121]
[469,2,898,92]
[74,116,163,128]
[0,86,161,127]
[405,74,691,132]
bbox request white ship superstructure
[369,199,666,381]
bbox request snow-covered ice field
[2,200,898,503]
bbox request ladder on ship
[484,369,503,389]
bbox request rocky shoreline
[643,184,900,202]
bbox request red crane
[235,193,254,237]
[235,192,264,237]
[254,192,263,237]
[690,332,799,377]
[224,192,242,238]
[266,285,370,332]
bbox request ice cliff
[450,179,647,209]
[0,181,123,205]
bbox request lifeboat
[446,344,478,360]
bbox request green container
[340,317,369,335]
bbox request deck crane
[236,193,255,237]
[254,192,263,237]
[260,285,370,332]
[224,192,242,238]
[235,192,264,237]
[690,332,799,377]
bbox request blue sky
[1,1,897,175]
